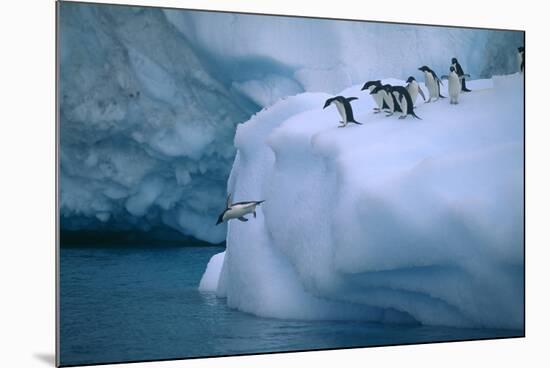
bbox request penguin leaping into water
[406,76,426,106]
[418,65,445,102]
[451,58,471,92]
[323,96,362,127]
[361,80,390,113]
[216,194,265,225]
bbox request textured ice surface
[199,251,226,292]
[204,74,524,328]
[59,2,523,243]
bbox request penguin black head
[361,80,381,91]
[452,57,458,64]
[418,66,429,72]
[323,97,336,109]
[406,76,415,83]
[370,86,383,95]
[450,66,456,73]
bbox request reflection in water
[60,245,522,366]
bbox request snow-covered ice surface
[59,2,523,243]
[202,73,524,329]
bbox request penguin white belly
[448,73,460,103]
[373,93,384,109]
[223,204,256,221]
[402,96,408,115]
[407,84,418,104]
[334,101,347,123]
[425,73,436,99]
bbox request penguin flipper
[346,97,358,102]
[418,87,426,101]
[238,217,248,222]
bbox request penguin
[418,66,445,102]
[518,47,524,73]
[370,84,402,117]
[390,86,422,119]
[451,58,471,92]
[216,194,265,225]
[441,66,470,105]
[323,96,362,127]
[406,76,426,106]
[361,80,390,113]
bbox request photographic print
[57,1,525,366]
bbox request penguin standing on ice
[418,65,445,102]
[451,58,471,92]
[390,86,422,119]
[361,80,390,113]
[405,76,426,106]
[518,47,525,73]
[323,96,362,127]
[370,84,402,117]
[216,194,265,225]
[441,66,470,105]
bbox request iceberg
[201,74,524,329]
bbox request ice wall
[59,3,257,242]
[59,2,523,243]
[165,10,523,95]
[202,74,524,329]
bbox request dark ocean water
[59,245,522,366]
